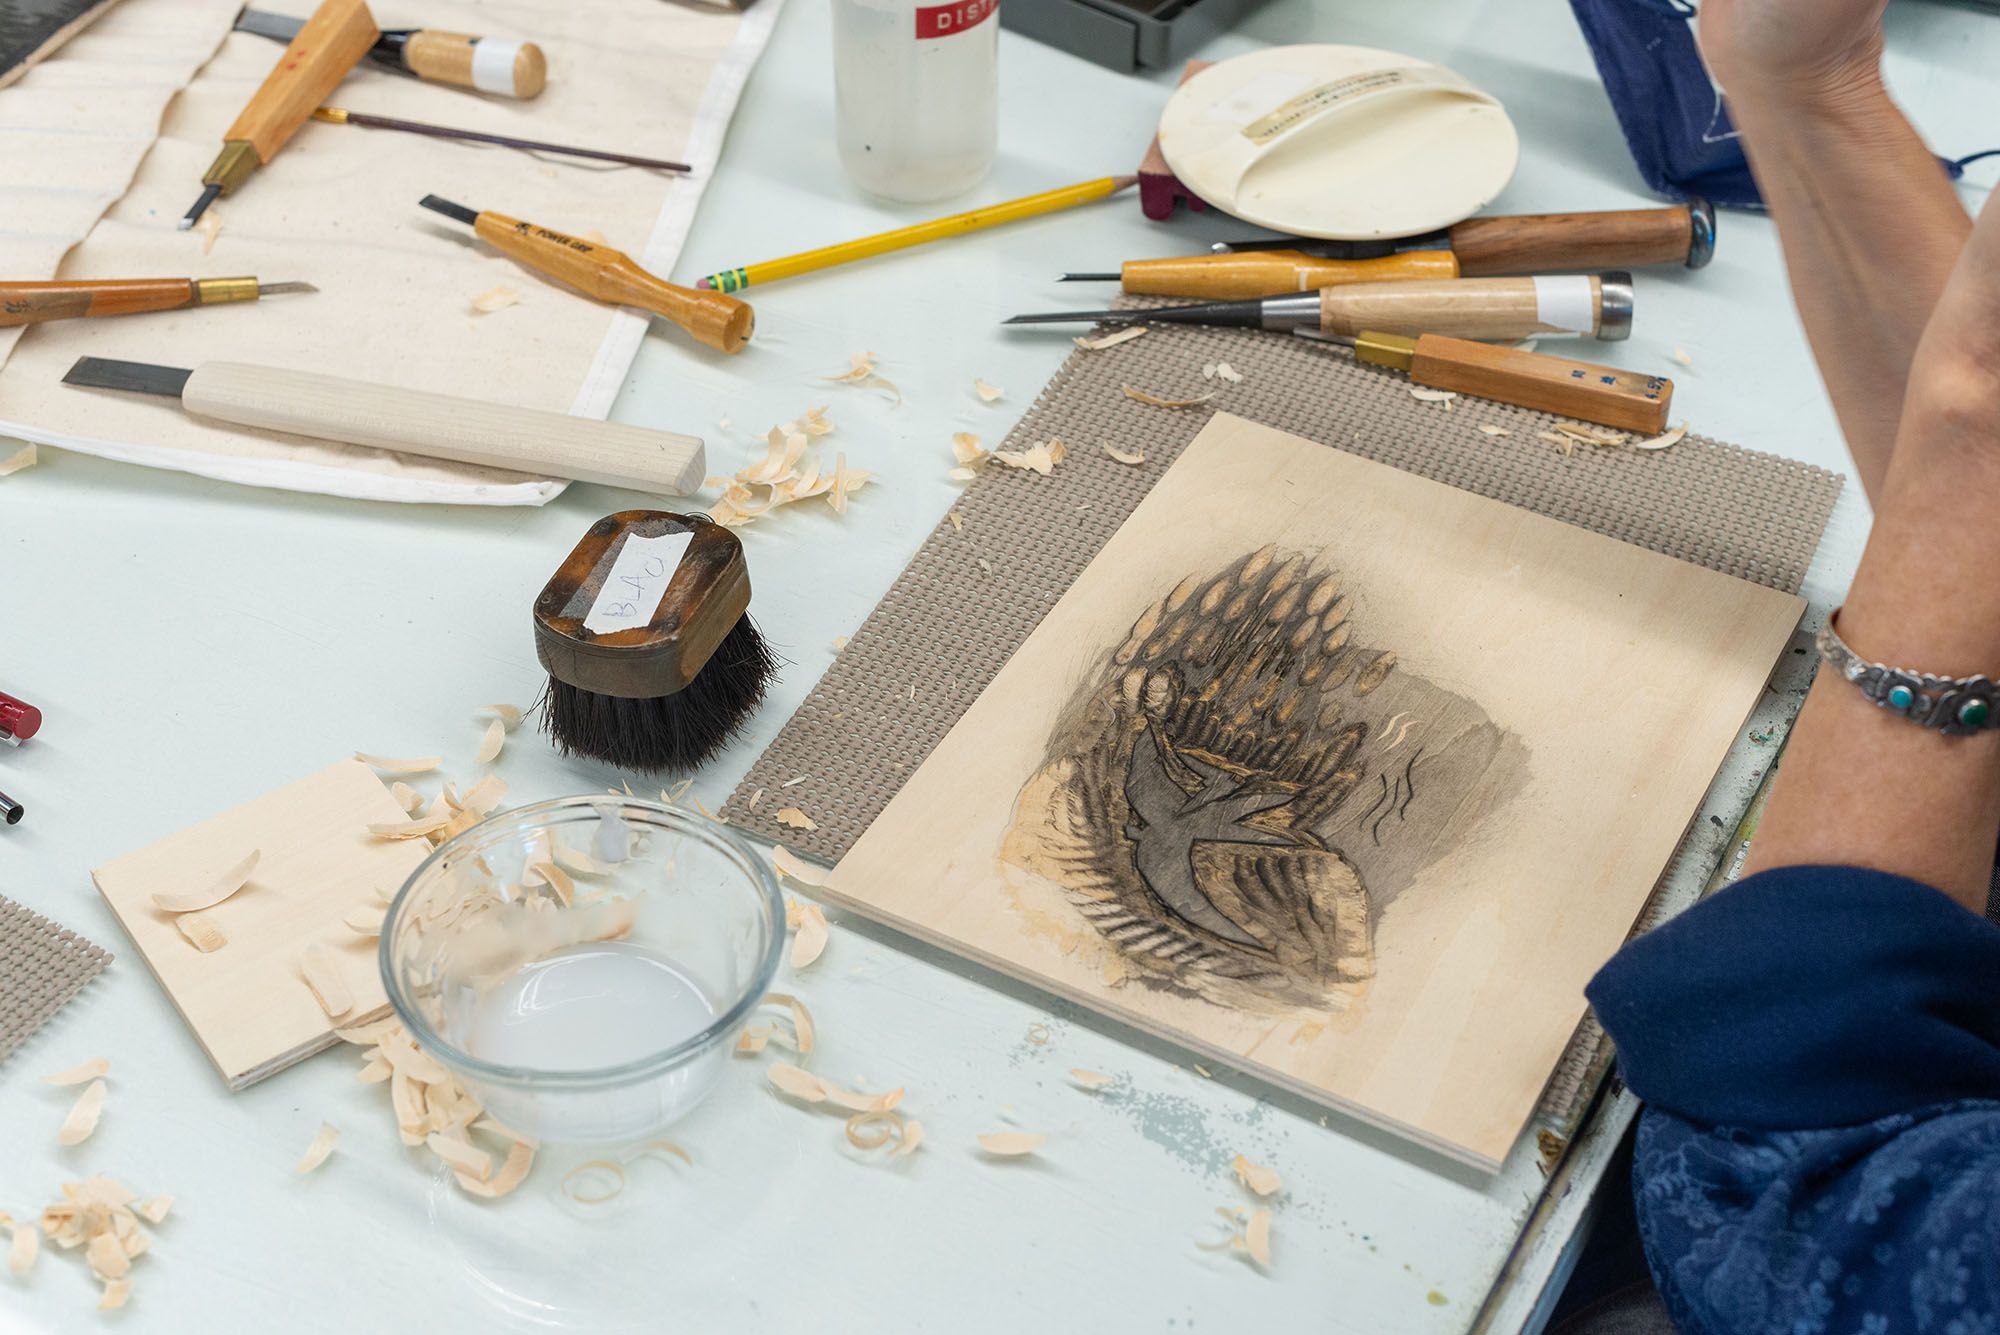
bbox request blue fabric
[1564,0,1988,209]
[1590,866,2000,1333]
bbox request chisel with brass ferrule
[60,356,707,495]
[0,277,315,328]
[1297,329,1673,434]
[237,8,547,99]
[1007,274,1634,342]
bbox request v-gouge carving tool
[180,0,380,231]
[1006,274,1634,342]
[1296,329,1673,434]
[0,277,315,327]
[237,7,547,99]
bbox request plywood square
[91,760,431,1089]
[827,414,1804,1169]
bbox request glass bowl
[380,796,784,1144]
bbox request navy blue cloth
[1589,865,2000,1333]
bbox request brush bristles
[540,617,777,773]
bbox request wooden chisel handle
[1122,249,1458,299]
[226,0,379,164]
[1409,335,1672,433]
[1317,275,1626,341]
[0,279,196,326]
[472,212,753,353]
[1449,205,1709,276]
[182,362,707,494]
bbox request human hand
[1697,0,1887,97]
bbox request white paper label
[583,532,693,635]
[470,38,524,95]
[1533,275,1596,335]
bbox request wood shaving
[1231,1154,1282,1197]
[775,806,818,831]
[845,1110,899,1149]
[426,1131,491,1182]
[1201,362,1243,384]
[136,1197,172,1225]
[367,813,451,839]
[0,442,35,476]
[781,775,808,789]
[85,1231,127,1280]
[755,992,815,1056]
[623,1139,691,1170]
[710,412,871,528]
[151,849,259,913]
[458,1140,535,1198]
[1244,1207,1273,1267]
[1407,386,1457,404]
[354,753,441,775]
[474,718,506,764]
[990,437,1067,475]
[1122,384,1216,409]
[976,1131,1046,1157]
[951,431,989,470]
[56,1080,107,1146]
[790,901,829,970]
[175,911,226,952]
[1551,422,1629,446]
[389,781,425,813]
[297,944,354,1018]
[43,1057,109,1086]
[1025,1022,1051,1046]
[8,1222,36,1275]
[1632,423,1688,451]
[894,1119,925,1156]
[295,1123,339,1174]
[817,351,900,403]
[1068,1068,1113,1090]
[1478,424,1511,437]
[735,1025,773,1055]
[561,1159,625,1205]
[972,378,1004,402]
[460,773,508,816]
[1100,443,1146,466]
[343,903,387,937]
[471,286,519,315]
[771,845,828,888]
[99,1277,132,1310]
[476,704,524,730]
[1074,326,1148,351]
[768,1063,825,1103]
[1672,347,1695,370]
[553,842,612,877]
[198,206,222,256]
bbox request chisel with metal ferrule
[181,0,381,231]
[418,195,753,354]
[0,277,315,327]
[1007,274,1634,342]
[1297,329,1673,434]
[1060,249,1461,299]
[60,357,707,495]
[1207,202,1716,273]
[236,7,547,99]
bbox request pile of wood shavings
[12,1169,173,1310]
[708,408,871,528]
[335,1016,537,1198]
[735,992,925,1159]
[1536,422,1688,456]
[949,432,1068,479]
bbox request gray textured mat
[0,894,112,1064]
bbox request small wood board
[825,413,1805,1170]
[91,760,431,1090]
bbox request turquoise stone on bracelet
[1887,684,1916,710]
[1960,698,1991,727]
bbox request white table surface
[2,2,1994,1331]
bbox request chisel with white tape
[236,7,547,99]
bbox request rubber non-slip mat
[0,894,112,1064]
[726,316,1842,864]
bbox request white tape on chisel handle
[1532,276,1598,335]
[471,39,525,96]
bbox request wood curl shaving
[25,1170,172,1309]
[1068,1068,1113,1091]
[474,718,506,764]
[471,286,519,315]
[1201,362,1243,384]
[1477,424,1512,437]
[775,806,818,832]
[771,845,828,888]
[1407,386,1457,404]
[709,410,870,528]
[354,753,441,775]
[296,944,353,1017]
[295,1123,339,1174]
[336,1016,538,1198]
[390,781,424,813]
[98,1277,132,1310]
[43,1057,108,1086]
[56,1079,107,1146]
[8,1222,37,1275]
[976,1131,1045,1157]
[178,912,226,953]
[476,703,523,730]
[1122,385,1216,410]
[1633,423,1688,451]
[151,849,259,913]
[1231,1154,1282,1197]
[367,813,451,839]
[845,1109,922,1155]
[1100,443,1146,466]
[1074,326,1148,351]
[972,378,1004,402]
[817,350,900,404]
[789,899,829,969]
[990,437,1067,475]
[561,1159,626,1205]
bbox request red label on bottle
[915,0,996,39]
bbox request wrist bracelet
[1816,611,2000,736]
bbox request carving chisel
[236,7,547,99]
[1296,329,1673,434]
[180,0,381,231]
[1063,205,1714,301]
[0,277,314,327]
[418,195,752,354]
[1006,274,1634,342]
[60,357,707,495]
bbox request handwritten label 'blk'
[584,531,693,634]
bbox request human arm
[1698,0,1972,502]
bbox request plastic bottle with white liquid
[831,0,999,203]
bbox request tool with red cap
[0,688,38,827]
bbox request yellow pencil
[696,175,1137,292]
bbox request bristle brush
[534,511,776,772]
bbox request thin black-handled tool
[1006,274,1634,342]
[236,7,547,99]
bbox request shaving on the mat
[1074,326,1148,350]
[1101,443,1146,466]
[1408,387,1457,405]
[1122,384,1217,409]
[1201,362,1243,384]
[991,437,1068,474]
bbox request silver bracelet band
[1816,612,2000,736]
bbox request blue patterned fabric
[1589,865,2000,1333]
